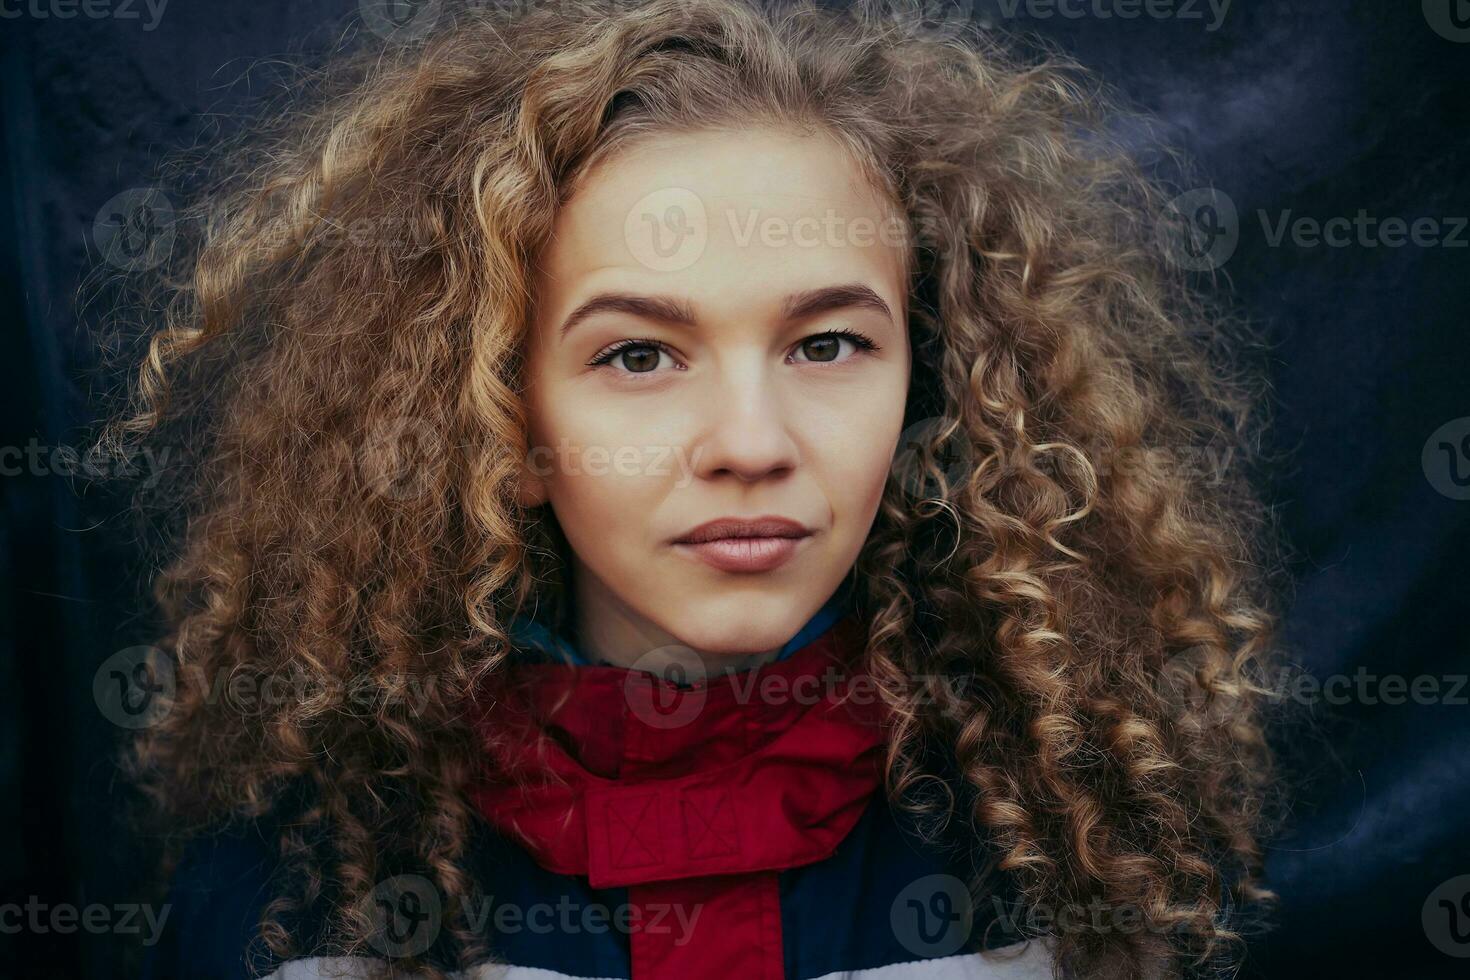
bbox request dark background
[2,1,1467,976]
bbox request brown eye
[791,330,877,364]
[589,340,674,374]
[800,336,840,362]
[618,345,662,372]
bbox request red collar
[467,614,891,887]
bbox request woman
[101,1,1287,977]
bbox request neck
[570,572,786,678]
[567,558,829,675]
[573,608,787,678]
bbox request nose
[687,362,800,483]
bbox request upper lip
[673,515,813,544]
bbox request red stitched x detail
[607,792,661,870]
[683,788,738,859]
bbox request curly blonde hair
[93,1,1290,977]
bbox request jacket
[139,604,1056,979]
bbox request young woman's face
[520,126,911,668]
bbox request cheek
[532,391,673,535]
[808,385,906,522]
[834,434,897,523]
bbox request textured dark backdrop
[2,1,1468,977]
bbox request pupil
[622,347,658,372]
[805,337,838,362]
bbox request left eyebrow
[557,282,896,341]
[781,283,895,325]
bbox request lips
[672,516,813,545]
[671,516,813,573]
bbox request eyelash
[587,328,880,371]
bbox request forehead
[533,126,908,321]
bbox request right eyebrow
[556,282,897,341]
[558,293,699,341]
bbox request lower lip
[673,535,809,573]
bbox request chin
[664,613,795,657]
